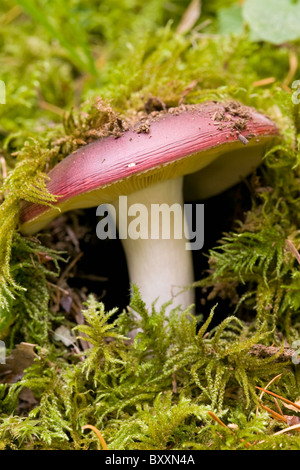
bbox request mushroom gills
[184,137,264,200]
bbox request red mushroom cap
[20,101,279,234]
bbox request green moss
[4,287,300,449]
[1,0,300,450]
[0,289,297,450]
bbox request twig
[58,252,83,284]
[82,424,108,450]
[248,344,295,362]
[252,77,276,87]
[256,387,300,412]
[207,411,251,448]
[176,0,201,34]
[283,51,298,86]
[286,239,300,265]
[273,423,300,435]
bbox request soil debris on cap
[134,100,255,138]
[210,100,254,136]
[212,110,228,122]
[144,95,167,114]
[223,100,252,119]
[82,98,269,144]
[233,118,247,131]
[136,120,151,134]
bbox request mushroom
[183,101,274,200]
[20,101,279,315]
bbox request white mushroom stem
[110,176,195,314]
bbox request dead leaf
[60,294,73,313]
[53,325,75,347]
[0,342,38,384]
[286,415,300,426]
[17,387,39,413]
[281,399,300,413]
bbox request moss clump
[1,289,299,450]
[1,0,300,450]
